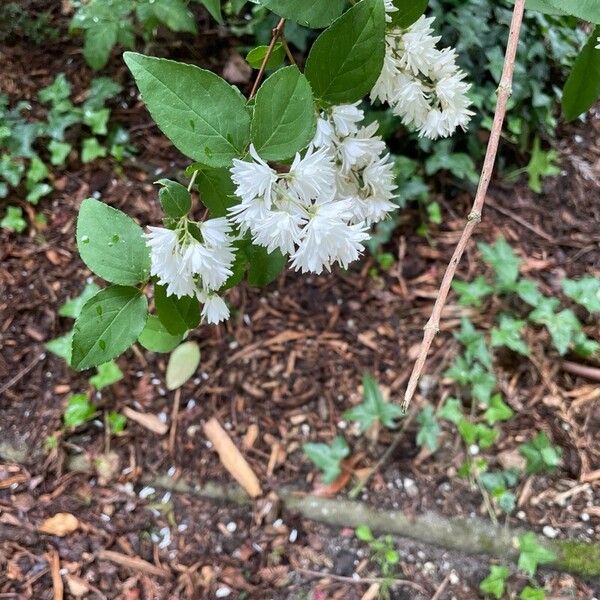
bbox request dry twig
[249,18,286,99]
[402,0,527,410]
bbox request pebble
[403,477,418,498]
[138,486,155,499]
[581,513,590,522]
[517,511,526,520]
[289,529,298,543]
[226,521,237,533]
[449,571,459,585]
[215,587,231,598]
[543,525,559,539]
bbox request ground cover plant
[1,0,600,598]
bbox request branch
[402,0,527,411]
[249,18,287,100]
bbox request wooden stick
[249,18,286,99]
[402,0,527,410]
[97,550,170,578]
[295,568,426,593]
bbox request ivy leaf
[452,276,493,307]
[562,26,600,121]
[454,318,492,370]
[479,565,509,600]
[124,53,251,168]
[444,355,473,386]
[156,178,191,219]
[1,205,27,233]
[81,137,107,163]
[562,277,600,314]
[71,285,148,371]
[517,532,556,577]
[458,420,498,449]
[519,432,562,474]
[491,314,529,356]
[83,107,110,135]
[251,66,316,161]
[416,405,441,451]
[49,140,72,166]
[529,303,581,356]
[355,525,374,542]
[470,364,496,406]
[64,394,96,428]
[484,394,514,425]
[166,341,201,390]
[437,397,463,425]
[39,73,71,105]
[303,436,350,484]
[305,0,386,105]
[343,373,404,431]
[257,0,347,28]
[526,137,560,194]
[138,314,183,353]
[89,361,124,390]
[76,198,151,286]
[107,411,127,434]
[495,490,517,514]
[478,237,521,290]
[520,586,546,600]
[84,77,123,111]
[155,285,200,335]
[515,279,543,306]
[59,282,102,319]
[137,0,197,34]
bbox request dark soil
[1,5,600,600]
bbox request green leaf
[39,73,71,105]
[46,331,73,364]
[305,0,386,105]
[138,314,183,353]
[26,183,53,204]
[563,27,600,121]
[563,277,600,313]
[140,0,197,33]
[26,156,49,184]
[196,167,236,217]
[478,237,521,290]
[124,52,251,168]
[520,586,546,600]
[84,25,119,71]
[470,365,496,406]
[64,394,96,428]
[85,77,123,111]
[452,276,493,307]
[303,435,350,484]
[89,360,124,390]
[390,0,428,28]
[484,394,514,425]
[491,314,529,356]
[246,244,286,287]
[107,410,127,434]
[246,44,285,70]
[81,137,107,163]
[454,318,493,370]
[529,301,582,356]
[49,140,72,166]
[515,279,543,306]
[518,0,600,22]
[156,178,191,219]
[251,66,316,161]
[458,420,498,449]
[1,205,27,233]
[166,341,201,390]
[71,285,148,370]
[155,285,200,335]
[355,525,374,542]
[519,432,562,474]
[416,405,440,451]
[257,0,347,28]
[437,397,463,425]
[83,107,110,135]
[343,373,404,431]
[193,0,223,23]
[526,137,560,193]
[479,565,509,600]
[76,198,151,286]
[59,282,102,318]
[496,490,517,514]
[517,532,556,577]
[0,154,24,187]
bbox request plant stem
[249,18,287,100]
[402,0,527,411]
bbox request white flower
[338,122,386,173]
[313,117,336,148]
[231,144,277,205]
[397,16,440,76]
[596,36,600,50]
[330,103,364,137]
[383,0,398,22]
[197,290,229,324]
[252,208,306,255]
[288,145,337,204]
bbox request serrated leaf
[76,198,151,286]
[257,0,347,28]
[166,341,201,390]
[156,178,191,218]
[124,52,251,168]
[305,0,386,104]
[89,360,124,390]
[479,565,509,600]
[251,66,316,161]
[71,285,148,370]
[478,237,521,290]
[64,394,96,428]
[491,314,529,356]
[563,277,600,313]
[59,282,102,319]
[303,435,350,484]
[138,314,183,353]
[516,279,543,306]
[454,318,493,371]
[155,285,200,335]
[517,532,555,577]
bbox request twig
[296,568,426,593]
[430,574,450,600]
[402,0,527,410]
[187,169,199,192]
[168,388,181,454]
[486,198,554,243]
[0,352,45,396]
[281,38,297,66]
[561,360,600,382]
[249,18,286,99]
[97,550,170,578]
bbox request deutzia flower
[371,13,474,139]
[197,290,229,324]
[145,217,235,307]
[231,144,277,206]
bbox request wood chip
[203,417,262,498]
[122,407,168,435]
[46,550,63,600]
[39,513,79,537]
[97,550,170,578]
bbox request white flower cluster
[229,103,398,274]
[145,218,234,323]
[371,13,474,139]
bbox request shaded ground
[1,5,600,600]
